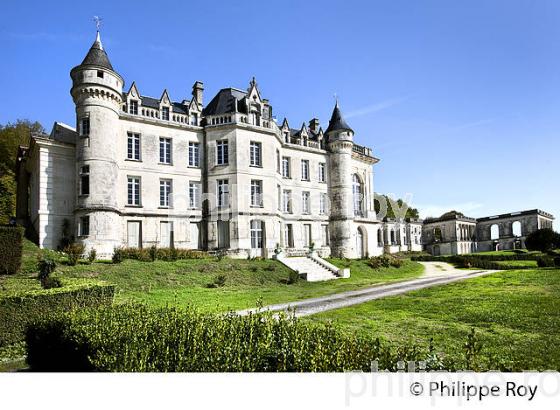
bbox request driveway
[237,262,498,317]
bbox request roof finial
[92,16,103,50]
[93,16,103,31]
[334,92,339,108]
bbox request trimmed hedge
[411,253,542,270]
[0,280,114,348]
[0,226,24,275]
[115,247,208,262]
[27,304,463,372]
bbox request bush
[0,226,24,275]
[41,277,63,289]
[555,257,560,268]
[286,270,300,284]
[111,247,208,262]
[537,256,555,268]
[37,256,56,288]
[64,243,85,266]
[112,248,124,264]
[87,249,97,263]
[525,228,560,253]
[0,280,114,348]
[26,304,444,372]
[368,255,403,269]
[207,275,226,288]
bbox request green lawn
[2,241,424,312]
[495,260,538,268]
[308,268,560,370]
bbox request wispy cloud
[416,201,485,219]
[345,96,409,119]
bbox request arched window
[352,174,364,216]
[490,224,500,240]
[512,221,522,237]
[377,228,383,246]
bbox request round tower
[70,31,124,258]
[326,101,355,258]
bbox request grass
[495,260,538,268]
[308,268,560,370]
[1,240,424,312]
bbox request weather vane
[334,92,338,106]
[93,16,103,31]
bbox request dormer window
[97,70,104,78]
[129,100,138,115]
[190,113,198,126]
[162,107,170,121]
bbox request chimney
[192,81,204,106]
[309,118,320,133]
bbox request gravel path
[237,262,498,317]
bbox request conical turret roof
[80,31,114,71]
[325,101,353,134]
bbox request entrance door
[250,220,264,258]
[356,229,364,258]
[190,222,201,250]
[127,221,141,248]
[217,221,230,249]
[160,221,174,248]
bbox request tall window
[303,224,312,247]
[127,176,141,206]
[127,132,140,160]
[302,191,310,214]
[250,142,262,166]
[319,193,327,215]
[318,163,326,182]
[301,160,310,181]
[79,166,90,196]
[321,225,329,246]
[190,113,198,126]
[188,142,200,167]
[159,137,172,164]
[277,184,281,210]
[129,100,138,115]
[189,182,201,208]
[282,190,292,213]
[250,220,263,249]
[217,179,229,207]
[276,149,281,173]
[162,106,170,121]
[352,174,364,216]
[79,117,90,136]
[79,216,90,236]
[282,157,291,178]
[160,179,172,207]
[251,180,263,207]
[284,224,294,247]
[217,140,229,165]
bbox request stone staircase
[276,253,350,282]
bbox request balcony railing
[352,143,373,157]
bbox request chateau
[14,32,553,265]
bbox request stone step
[276,255,340,282]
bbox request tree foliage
[0,120,44,223]
[525,228,560,253]
[374,194,419,219]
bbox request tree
[0,120,44,224]
[374,194,419,220]
[525,228,560,253]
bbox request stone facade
[16,32,417,260]
[422,210,555,256]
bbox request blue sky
[1,0,558,227]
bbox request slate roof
[325,102,353,134]
[80,32,114,71]
[202,88,248,116]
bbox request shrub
[555,257,560,268]
[26,305,491,372]
[41,277,63,289]
[286,270,300,284]
[0,280,114,348]
[37,256,56,288]
[389,257,404,268]
[207,275,226,288]
[58,218,74,251]
[525,228,560,253]
[368,255,391,269]
[87,249,97,263]
[0,226,24,275]
[149,245,157,261]
[537,256,555,268]
[112,248,124,264]
[64,243,85,266]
